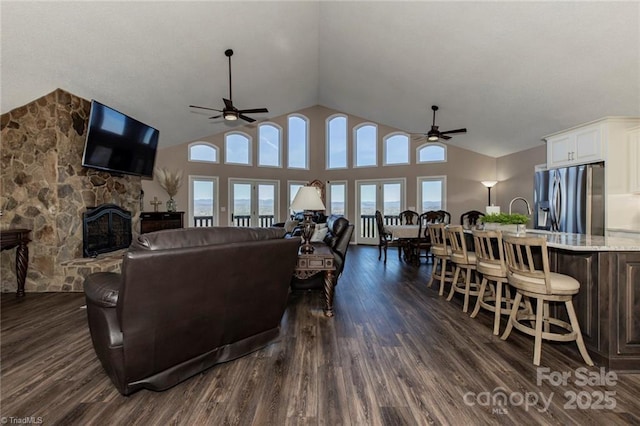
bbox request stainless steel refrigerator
[533,162,605,235]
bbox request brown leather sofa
[290,214,354,291]
[83,226,300,395]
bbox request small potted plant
[481,213,529,234]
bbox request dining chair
[411,212,434,264]
[427,223,454,295]
[398,210,419,225]
[437,210,452,225]
[375,210,400,263]
[396,210,420,261]
[460,210,485,230]
[500,234,594,366]
[446,225,481,312]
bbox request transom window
[258,123,282,167]
[188,142,218,163]
[225,132,252,165]
[327,115,348,169]
[354,123,377,167]
[288,115,308,169]
[383,133,409,165]
[417,143,447,163]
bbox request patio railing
[360,214,400,238]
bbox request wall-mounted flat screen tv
[82,100,159,178]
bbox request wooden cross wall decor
[150,197,162,212]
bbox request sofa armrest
[84,272,121,308]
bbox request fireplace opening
[83,204,132,257]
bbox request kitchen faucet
[509,197,532,215]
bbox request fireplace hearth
[83,204,132,257]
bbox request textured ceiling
[2,1,639,157]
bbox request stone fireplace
[1,89,142,292]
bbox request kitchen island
[517,230,640,370]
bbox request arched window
[354,123,377,167]
[288,114,308,169]
[188,142,218,163]
[258,123,282,167]
[417,142,447,163]
[383,132,409,165]
[326,114,347,169]
[224,132,252,165]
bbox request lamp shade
[291,186,326,211]
[481,180,498,188]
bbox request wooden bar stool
[426,223,453,295]
[470,229,522,335]
[500,235,594,366]
[446,225,481,312]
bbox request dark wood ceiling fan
[189,49,268,123]
[414,105,467,141]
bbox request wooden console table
[294,244,337,317]
[140,212,184,233]
[0,228,31,297]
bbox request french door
[189,176,218,227]
[355,179,405,245]
[229,179,279,227]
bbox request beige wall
[144,105,519,230]
[495,145,546,216]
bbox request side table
[0,228,31,297]
[293,244,337,317]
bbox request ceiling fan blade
[237,108,268,114]
[223,98,234,109]
[239,114,256,123]
[440,135,452,140]
[440,128,467,135]
[209,114,222,119]
[190,105,223,112]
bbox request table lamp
[290,186,326,253]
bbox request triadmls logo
[462,366,618,414]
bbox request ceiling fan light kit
[189,48,268,123]
[416,105,467,142]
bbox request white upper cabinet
[546,123,603,168]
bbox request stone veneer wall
[1,89,141,292]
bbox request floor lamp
[481,181,499,214]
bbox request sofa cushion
[323,215,349,248]
[133,226,287,251]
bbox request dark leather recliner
[83,226,300,395]
[290,214,354,291]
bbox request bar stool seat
[500,234,593,366]
[470,229,526,336]
[446,225,481,312]
[426,223,454,296]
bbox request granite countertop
[511,229,640,252]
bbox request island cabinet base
[549,248,640,370]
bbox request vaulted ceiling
[2,1,638,157]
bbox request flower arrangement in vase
[155,167,183,212]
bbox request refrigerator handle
[550,173,560,232]
[554,173,563,232]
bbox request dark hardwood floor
[2,245,639,425]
